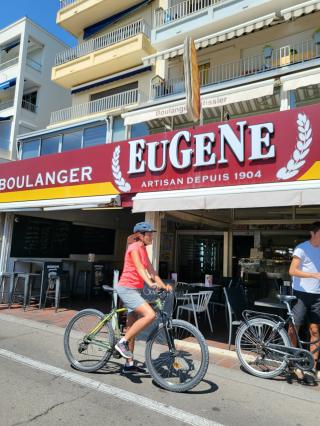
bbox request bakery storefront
[0,104,319,304]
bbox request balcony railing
[0,56,19,71]
[22,100,37,113]
[0,99,14,111]
[151,39,320,99]
[155,0,225,28]
[151,77,185,99]
[50,89,139,125]
[59,0,77,8]
[55,19,151,66]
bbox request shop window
[62,130,82,152]
[131,122,149,139]
[21,139,40,159]
[83,124,107,148]
[0,119,12,151]
[41,135,61,156]
[112,116,126,142]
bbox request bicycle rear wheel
[64,308,115,373]
[145,319,209,392]
[236,317,291,379]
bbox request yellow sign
[184,36,200,123]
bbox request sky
[0,0,76,46]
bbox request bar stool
[10,273,40,311]
[43,271,70,312]
[0,272,16,306]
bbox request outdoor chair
[224,286,248,350]
[176,290,213,333]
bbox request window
[112,116,126,142]
[21,139,40,159]
[83,124,107,148]
[62,131,82,152]
[0,120,12,151]
[41,135,61,156]
[22,91,38,113]
[131,122,149,139]
[91,82,138,101]
[199,62,210,86]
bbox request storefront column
[223,230,233,277]
[145,211,161,272]
[0,213,14,273]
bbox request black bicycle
[64,287,209,392]
[235,295,319,379]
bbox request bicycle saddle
[278,295,296,303]
[102,285,117,293]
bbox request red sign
[0,104,319,204]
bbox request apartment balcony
[150,39,320,99]
[50,88,139,126]
[52,20,154,89]
[57,0,145,37]
[0,56,19,72]
[152,0,294,50]
[0,99,14,112]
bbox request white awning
[0,195,120,212]
[195,13,278,49]
[281,0,320,21]
[132,181,320,212]
[143,13,279,65]
[123,99,187,126]
[201,79,275,109]
[280,67,320,91]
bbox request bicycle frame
[83,307,127,350]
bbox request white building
[0,17,71,162]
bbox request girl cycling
[115,221,171,373]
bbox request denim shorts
[292,290,320,326]
[115,285,146,313]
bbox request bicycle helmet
[133,221,156,233]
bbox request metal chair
[223,286,248,350]
[176,291,213,332]
[0,272,15,306]
[9,273,41,311]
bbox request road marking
[0,348,222,426]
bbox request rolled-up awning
[281,0,320,21]
[280,67,320,91]
[123,79,275,125]
[202,79,275,109]
[143,13,279,65]
[123,98,187,126]
[0,78,16,91]
[0,195,120,212]
[132,181,320,212]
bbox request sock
[125,360,134,367]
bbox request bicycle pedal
[112,350,122,359]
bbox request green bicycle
[63,287,209,392]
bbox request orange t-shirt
[118,241,149,289]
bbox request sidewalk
[0,303,319,385]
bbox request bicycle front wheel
[236,317,291,379]
[64,308,115,373]
[145,319,209,392]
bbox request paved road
[0,314,319,426]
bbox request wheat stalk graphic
[276,113,312,180]
[112,146,131,193]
